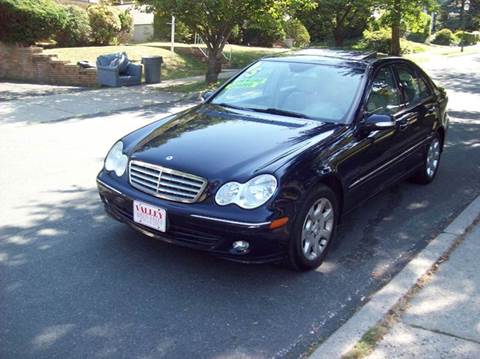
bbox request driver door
[343,65,406,206]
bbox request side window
[366,67,402,115]
[396,65,429,106]
[417,74,433,99]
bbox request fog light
[232,241,250,253]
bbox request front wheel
[288,185,339,271]
[411,134,442,184]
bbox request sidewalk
[311,196,480,359]
[0,82,83,102]
[0,69,238,124]
[366,223,480,359]
[0,85,184,124]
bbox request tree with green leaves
[137,0,314,83]
[374,0,438,55]
[300,0,373,47]
[438,0,480,31]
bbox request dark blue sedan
[97,49,448,271]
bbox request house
[114,2,154,43]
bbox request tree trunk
[333,27,345,47]
[390,0,402,56]
[391,23,401,56]
[205,47,222,84]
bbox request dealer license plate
[133,200,166,232]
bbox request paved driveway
[1,53,479,359]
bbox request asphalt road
[1,53,479,359]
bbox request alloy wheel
[301,198,334,261]
[426,138,441,178]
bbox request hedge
[56,5,91,47]
[431,29,459,46]
[243,13,285,47]
[0,0,68,45]
[284,19,310,48]
[361,28,415,54]
[117,9,133,43]
[361,28,391,54]
[454,31,480,46]
[87,4,122,46]
[406,12,431,43]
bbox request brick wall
[0,43,97,87]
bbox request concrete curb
[310,195,480,359]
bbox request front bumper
[97,173,290,263]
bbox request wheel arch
[317,174,344,218]
[437,126,446,152]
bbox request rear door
[392,63,437,167]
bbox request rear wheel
[288,185,338,271]
[411,133,442,184]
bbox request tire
[411,133,442,185]
[287,184,339,271]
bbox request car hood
[125,104,340,181]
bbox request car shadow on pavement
[432,70,480,95]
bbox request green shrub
[361,28,391,54]
[56,5,91,47]
[431,29,459,46]
[454,31,479,46]
[0,0,68,45]
[406,12,431,43]
[117,9,133,43]
[361,28,415,54]
[243,13,285,47]
[284,19,310,47]
[87,4,121,45]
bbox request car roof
[261,48,402,70]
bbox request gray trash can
[141,56,163,84]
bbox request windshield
[211,60,364,123]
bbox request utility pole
[460,0,470,52]
[170,15,175,54]
[460,0,465,52]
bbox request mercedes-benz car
[97,49,448,271]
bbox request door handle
[396,113,417,130]
[426,106,437,116]
[398,120,409,130]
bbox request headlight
[215,174,277,209]
[104,141,128,177]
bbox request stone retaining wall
[0,43,97,87]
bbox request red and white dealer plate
[133,200,166,232]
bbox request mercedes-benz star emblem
[165,155,174,161]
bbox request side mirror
[201,91,214,102]
[362,114,395,131]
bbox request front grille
[129,160,207,203]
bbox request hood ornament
[165,155,174,161]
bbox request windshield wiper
[213,102,246,111]
[246,107,312,120]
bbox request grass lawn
[406,43,480,64]
[44,44,205,81]
[142,42,284,68]
[44,41,479,83]
[45,43,284,81]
